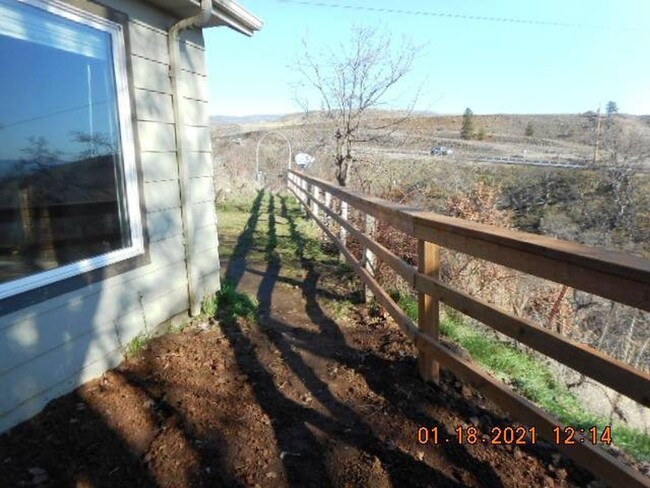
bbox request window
[0,0,143,300]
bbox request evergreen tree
[460,108,474,140]
[606,101,619,117]
[525,121,534,137]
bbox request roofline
[211,0,263,36]
[141,0,263,36]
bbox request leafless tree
[294,26,422,187]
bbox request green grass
[324,297,355,321]
[125,332,150,358]
[217,192,329,266]
[202,294,219,317]
[391,290,650,461]
[205,280,258,323]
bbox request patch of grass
[280,196,330,263]
[217,193,329,270]
[390,289,650,461]
[202,294,219,317]
[324,297,355,321]
[125,332,150,358]
[390,289,418,321]
[217,195,261,213]
[169,321,190,335]
[214,280,258,323]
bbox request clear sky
[205,0,650,116]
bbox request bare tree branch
[293,25,422,186]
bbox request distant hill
[210,110,440,127]
[210,114,288,125]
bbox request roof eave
[210,1,263,36]
[141,0,263,35]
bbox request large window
[0,0,143,300]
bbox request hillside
[212,111,650,167]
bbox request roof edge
[210,0,263,36]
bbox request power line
[277,0,647,33]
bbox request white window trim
[0,0,144,301]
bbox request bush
[525,121,534,137]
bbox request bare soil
[0,192,596,487]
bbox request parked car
[431,146,453,156]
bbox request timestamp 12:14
[553,425,612,445]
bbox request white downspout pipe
[169,0,212,316]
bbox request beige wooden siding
[186,151,214,178]
[0,0,220,432]
[147,207,184,242]
[0,282,188,430]
[141,152,179,182]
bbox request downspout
[168,0,213,316]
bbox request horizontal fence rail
[287,169,650,488]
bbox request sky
[204,0,650,116]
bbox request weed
[125,332,150,358]
[202,295,219,317]
[169,320,190,335]
[326,297,355,321]
[216,280,258,323]
[390,289,418,321]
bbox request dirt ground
[0,192,600,487]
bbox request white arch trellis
[255,131,293,182]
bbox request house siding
[0,0,220,433]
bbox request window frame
[0,0,144,301]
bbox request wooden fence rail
[287,169,650,488]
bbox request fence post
[364,213,376,303]
[301,179,310,219]
[324,192,332,227]
[418,239,440,383]
[312,186,320,218]
[340,200,348,249]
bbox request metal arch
[255,131,293,181]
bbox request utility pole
[593,105,602,165]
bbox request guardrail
[475,155,590,168]
[287,169,650,488]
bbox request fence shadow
[219,191,504,487]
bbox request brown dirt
[0,192,596,487]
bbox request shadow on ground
[216,190,541,487]
[0,190,588,488]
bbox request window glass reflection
[0,0,131,285]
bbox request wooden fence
[287,169,650,488]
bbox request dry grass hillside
[212,111,650,200]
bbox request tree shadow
[114,357,245,488]
[277,194,506,487]
[0,390,158,487]
[220,191,486,487]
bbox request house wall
[0,0,220,433]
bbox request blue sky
[205,0,650,116]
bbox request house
[0,0,262,433]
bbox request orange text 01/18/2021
[416,425,613,446]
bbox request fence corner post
[417,239,440,384]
